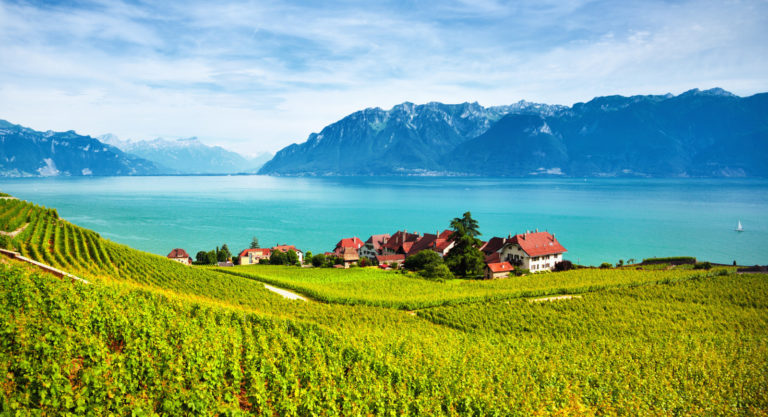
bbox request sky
[1,0,767,155]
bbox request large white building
[498,231,567,272]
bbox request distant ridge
[0,120,162,177]
[259,89,768,177]
[99,135,271,175]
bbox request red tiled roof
[485,252,501,263]
[364,234,390,251]
[272,245,300,253]
[167,248,190,259]
[487,262,514,273]
[405,233,437,256]
[382,230,420,253]
[239,248,271,258]
[510,232,567,257]
[335,237,364,251]
[376,254,406,263]
[438,230,453,240]
[480,237,507,255]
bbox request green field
[218,264,727,310]
[1,195,767,415]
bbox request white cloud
[0,0,766,154]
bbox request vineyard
[219,264,728,310]
[1,194,767,415]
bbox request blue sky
[1,0,766,154]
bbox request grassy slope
[1,196,767,415]
[218,264,729,310]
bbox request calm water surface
[1,176,766,266]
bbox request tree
[286,249,299,265]
[206,250,217,265]
[445,212,485,278]
[250,237,260,249]
[195,251,208,264]
[554,260,573,272]
[218,244,232,262]
[311,253,326,267]
[305,251,313,264]
[269,250,287,265]
[403,250,443,271]
[420,262,454,281]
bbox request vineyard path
[263,283,308,301]
[0,223,28,238]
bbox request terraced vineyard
[219,264,727,310]
[1,194,767,415]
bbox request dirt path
[263,283,307,301]
[0,196,17,200]
[529,294,582,303]
[0,248,90,284]
[0,223,28,238]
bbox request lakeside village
[166,212,572,280]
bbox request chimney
[535,228,539,233]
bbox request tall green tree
[249,237,260,249]
[218,244,232,262]
[445,211,485,278]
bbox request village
[167,227,568,280]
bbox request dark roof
[383,230,420,253]
[167,248,190,259]
[480,237,507,255]
[365,234,390,251]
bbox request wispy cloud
[0,0,766,154]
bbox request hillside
[100,134,271,174]
[1,195,767,415]
[259,101,563,175]
[261,89,768,177]
[0,120,163,177]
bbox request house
[376,254,406,268]
[359,234,390,260]
[272,244,304,264]
[480,236,507,256]
[498,230,567,272]
[405,230,455,257]
[485,262,514,279]
[238,248,271,265]
[167,248,192,265]
[333,237,364,267]
[381,230,420,255]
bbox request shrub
[404,250,443,271]
[554,260,573,272]
[420,262,454,281]
[311,254,326,267]
[600,262,612,269]
[693,262,712,270]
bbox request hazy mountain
[259,101,564,175]
[0,120,162,177]
[100,135,270,174]
[260,89,768,177]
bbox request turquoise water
[1,176,766,266]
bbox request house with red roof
[239,248,272,265]
[381,230,421,255]
[359,234,390,260]
[333,237,364,267]
[272,244,304,264]
[499,230,567,272]
[405,230,455,257]
[376,254,406,268]
[485,262,514,279]
[167,248,192,265]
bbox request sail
[736,220,744,232]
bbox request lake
[1,176,766,266]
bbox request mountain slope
[450,88,768,177]
[0,120,162,177]
[261,89,768,177]
[100,135,269,174]
[259,101,563,175]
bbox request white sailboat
[735,220,744,232]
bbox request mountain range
[99,135,271,175]
[0,120,162,177]
[0,121,269,177]
[259,88,768,177]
